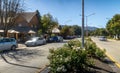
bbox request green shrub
[85,38,106,60]
[66,40,81,49]
[48,39,106,73]
[48,41,93,73]
[85,41,97,57]
[95,49,106,60]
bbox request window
[10,38,15,42]
[3,39,10,42]
[0,39,4,43]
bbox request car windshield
[30,37,38,41]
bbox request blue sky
[24,0,120,28]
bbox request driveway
[0,41,67,73]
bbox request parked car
[47,36,63,42]
[65,36,76,39]
[25,37,46,47]
[99,36,107,41]
[0,38,18,51]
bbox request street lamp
[86,13,95,36]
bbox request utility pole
[81,0,84,48]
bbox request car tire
[11,45,16,50]
[26,45,29,47]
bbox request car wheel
[11,45,16,50]
[26,45,29,47]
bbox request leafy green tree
[92,28,108,36]
[106,14,120,39]
[72,25,81,36]
[60,25,74,38]
[41,13,58,35]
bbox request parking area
[0,41,67,73]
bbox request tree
[106,14,120,39]
[36,10,42,30]
[72,25,81,36]
[0,0,24,37]
[41,13,58,35]
[92,28,108,36]
[60,25,74,38]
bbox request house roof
[19,12,37,23]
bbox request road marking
[105,53,120,68]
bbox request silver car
[0,38,18,51]
[99,36,107,41]
[25,37,46,47]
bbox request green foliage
[48,47,93,73]
[72,25,81,35]
[48,38,106,73]
[95,49,106,60]
[60,25,74,37]
[41,13,59,34]
[106,14,120,39]
[38,29,42,36]
[66,40,81,49]
[91,28,108,36]
[85,38,106,60]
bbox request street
[91,37,120,67]
[0,41,67,73]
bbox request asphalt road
[91,37,120,72]
[0,41,67,73]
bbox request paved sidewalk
[18,43,26,48]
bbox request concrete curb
[35,65,49,73]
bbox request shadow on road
[0,49,44,69]
[1,54,41,69]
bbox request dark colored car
[47,36,63,43]
[65,36,76,39]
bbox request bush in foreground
[85,38,106,60]
[48,48,93,73]
[48,38,106,73]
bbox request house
[0,10,41,42]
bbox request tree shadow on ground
[89,58,116,73]
[0,54,41,69]
[102,58,115,65]
[0,49,45,69]
[89,65,115,73]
